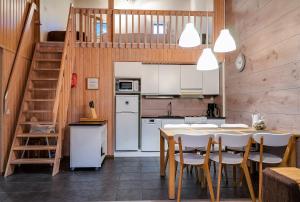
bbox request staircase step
[13,145,57,151]
[24,110,52,113]
[10,158,55,164]
[34,68,60,71]
[39,49,63,53]
[35,58,61,62]
[26,99,55,102]
[31,78,58,81]
[17,133,59,138]
[29,88,56,91]
[19,121,56,125]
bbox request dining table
[159,127,300,199]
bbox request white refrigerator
[116,95,139,151]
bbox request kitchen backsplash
[141,97,217,117]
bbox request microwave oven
[116,79,139,92]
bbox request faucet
[167,102,172,117]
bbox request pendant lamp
[214,29,236,52]
[179,13,200,48]
[197,11,218,70]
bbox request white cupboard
[180,65,203,90]
[202,69,220,95]
[141,64,159,94]
[114,62,142,78]
[158,65,181,95]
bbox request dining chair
[249,133,293,202]
[220,123,249,128]
[209,133,255,202]
[175,133,215,202]
[163,124,193,174]
[190,124,218,129]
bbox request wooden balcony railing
[73,8,215,48]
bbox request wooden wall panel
[225,0,300,164]
[67,47,210,156]
[0,0,38,173]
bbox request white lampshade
[179,23,201,48]
[214,29,236,53]
[197,48,219,71]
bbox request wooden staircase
[4,42,66,176]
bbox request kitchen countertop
[141,116,226,119]
[69,121,107,126]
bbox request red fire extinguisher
[71,73,77,88]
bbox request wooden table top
[160,127,300,140]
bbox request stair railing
[52,4,75,126]
[3,2,37,115]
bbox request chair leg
[223,164,228,185]
[213,161,216,174]
[258,161,263,202]
[239,167,244,187]
[175,161,178,178]
[217,162,222,202]
[241,163,256,202]
[204,164,215,202]
[233,165,237,187]
[177,164,184,202]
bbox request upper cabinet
[202,69,220,95]
[180,65,203,90]
[114,62,142,78]
[158,65,181,95]
[141,64,159,95]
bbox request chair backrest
[163,124,190,129]
[215,133,252,147]
[252,133,291,147]
[174,133,214,148]
[221,124,249,128]
[190,124,218,128]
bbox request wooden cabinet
[180,65,203,90]
[141,64,159,94]
[158,65,181,95]
[114,62,142,78]
[202,69,220,95]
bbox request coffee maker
[207,103,220,118]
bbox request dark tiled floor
[0,157,258,202]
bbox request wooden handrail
[3,2,37,114]
[52,4,75,124]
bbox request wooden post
[107,0,114,43]
[214,0,225,60]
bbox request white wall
[72,0,107,8]
[40,0,73,41]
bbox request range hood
[180,89,204,99]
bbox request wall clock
[235,52,246,72]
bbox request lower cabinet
[70,123,107,170]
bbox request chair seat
[210,152,243,164]
[174,144,197,152]
[175,153,205,165]
[249,152,282,164]
[227,146,257,152]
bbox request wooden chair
[175,133,215,202]
[249,133,293,202]
[220,123,249,128]
[209,133,256,202]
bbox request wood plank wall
[67,47,206,156]
[225,0,300,164]
[0,0,38,173]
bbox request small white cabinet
[180,65,203,90]
[141,64,159,94]
[158,65,181,95]
[114,62,142,78]
[202,69,220,95]
[70,123,107,170]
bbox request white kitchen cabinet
[70,123,107,170]
[206,118,225,127]
[158,65,181,95]
[114,62,142,78]
[141,64,159,94]
[161,118,185,127]
[202,69,220,95]
[180,65,203,90]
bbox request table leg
[168,139,175,199]
[160,132,166,176]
